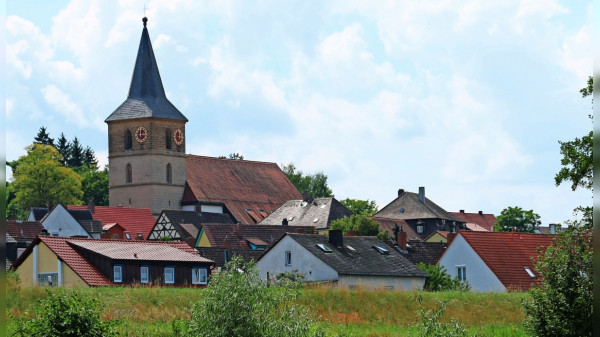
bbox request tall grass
[7,282,528,336]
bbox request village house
[449,210,497,232]
[257,230,428,291]
[437,231,555,292]
[36,204,98,238]
[11,236,214,287]
[67,204,156,240]
[147,210,235,244]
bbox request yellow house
[424,230,450,244]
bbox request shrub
[522,224,592,336]
[184,256,323,337]
[11,289,114,337]
[417,263,470,292]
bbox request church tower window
[125,130,133,150]
[126,164,132,183]
[166,163,172,183]
[166,129,172,150]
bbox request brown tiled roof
[371,217,422,241]
[375,190,464,223]
[401,241,447,266]
[450,211,497,232]
[5,221,44,240]
[445,231,556,291]
[202,224,313,250]
[12,236,112,286]
[184,155,302,224]
[259,197,352,229]
[68,240,212,262]
[68,205,155,238]
[195,247,265,268]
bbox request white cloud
[6,98,15,117]
[51,0,103,59]
[154,34,172,48]
[41,84,89,127]
[560,5,592,81]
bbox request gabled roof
[259,197,352,229]
[424,230,449,241]
[395,241,447,266]
[375,189,464,223]
[443,231,555,291]
[371,217,421,241]
[5,221,44,240]
[152,210,235,242]
[67,205,155,239]
[78,220,103,234]
[195,247,265,268]
[281,234,428,278]
[184,155,302,224]
[200,224,313,250]
[105,17,187,122]
[102,223,125,231]
[12,236,112,286]
[450,211,497,232]
[29,207,49,221]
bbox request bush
[11,289,114,337]
[417,263,470,292]
[184,256,323,337]
[522,224,592,336]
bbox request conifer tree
[67,137,84,168]
[56,133,71,166]
[34,126,54,146]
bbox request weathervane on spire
[143,4,148,27]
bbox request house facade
[39,204,93,238]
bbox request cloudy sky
[6,0,592,225]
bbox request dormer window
[417,225,424,234]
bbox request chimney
[40,228,49,236]
[418,187,425,203]
[302,193,309,202]
[88,200,95,214]
[447,232,456,245]
[549,223,556,235]
[478,211,483,215]
[347,230,356,237]
[397,231,407,250]
[282,218,288,226]
[398,189,405,197]
[459,209,464,213]
[223,237,231,249]
[329,230,343,248]
[236,223,242,238]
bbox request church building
[105,18,301,222]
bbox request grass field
[6,279,529,336]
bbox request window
[524,267,536,279]
[125,233,131,240]
[191,267,208,285]
[417,225,424,234]
[166,163,172,183]
[164,266,175,284]
[17,248,26,258]
[372,245,389,255]
[38,273,58,286]
[114,265,123,283]
[126,164,132,183]
[165,129,172,150]
[125,130,132,150]
[112,234,119,239]
[316,243,333,253]
[457,266,466,282]
[285,251,292,266]
[140,266,150,284]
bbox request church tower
[105,17,187,217]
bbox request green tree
[493,206,541,233]
[340,198,378,216]
[218,152,245,160]
[12,144,83,210]
[34,126,54,146]
[6,181,27,220]
[185,256,323,337]
[330,214,380,236]
[523,225,592,336]
[281,163,333,198]
[56,133,71,166]
[416,263,469,292]
[67,137,84,168]
[83,146,98,167]
[77,165,109,206]
[11,289,115,337]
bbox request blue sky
[6,0,592,225]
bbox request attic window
[317,244,333,253]
[125,233,131,240]
[399,208,404,213]
[524,267,536,279]
[313,218,319,223]
[320,204,326,208]
[245,208,253,212]
[372,245,389,255]
[288,216,294,221]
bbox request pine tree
[56,133,71,166]
[82,146,98,168]
[67,137,84,168]
[34,126,54,146]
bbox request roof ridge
[186,154,281,166]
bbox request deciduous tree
[330,214,380,236]
[340,198,378,216]
[493,206,540,233]
[281,163,333,198]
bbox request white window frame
[191,267,208,285]
[164,266,175,284]
[285,251,292,266]
[140,265,150,284]
[17,247,26,258]
[456,266,466,282]
[417,225,424,234]
[114,265,123,283]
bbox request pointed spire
[106,17,187,122]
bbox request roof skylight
[372,245,389,255]
[346,245,356,252]
[524,267,536,279]
[313,218,319,223]
[317,243,333,253]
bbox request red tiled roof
[450,211,497,232]
[184,155,302,224]
[102,223,125,231]
[453,231,555,291]
[67,205,155,238]
[5,221,44,239]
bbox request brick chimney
[397,231,407,250]
[447,232,456,245]
[418,187,425,203]
[302,193,309,202]
[88,200,95,214]
[282,218,288,226]
[478,210,483,215]
[398,189,405,197]
[329,230,343,248]
[347,230,356,237]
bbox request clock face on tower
[174,129,184,145]
[135,126,148,143]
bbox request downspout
[33,245,38,286]
[57,258,63,286]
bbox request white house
[437,231,555,292]
[39,204,93,238]
[257,230,428,291]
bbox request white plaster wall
[438,234,505,292]
[257,236,338,282]
[42,205,90,238]
[338,275,425,291]
[200,205,223,213]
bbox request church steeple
[105,17,188,122]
